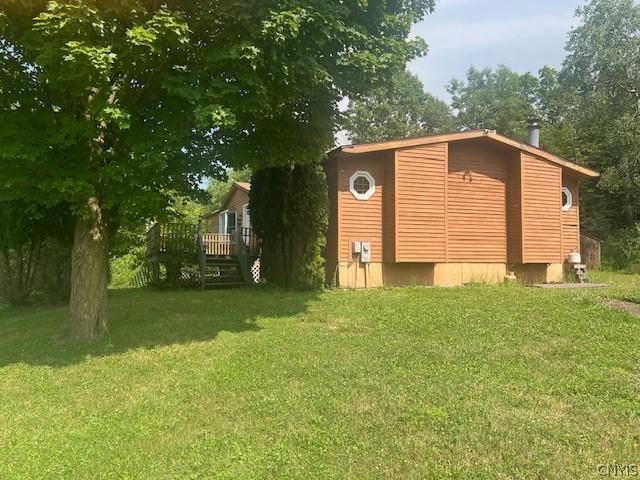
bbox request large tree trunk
[69,197,109,340]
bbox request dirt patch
[605,299,640,317]
[532,283,609,289]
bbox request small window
[562,186,573,211]
[349,171,375,201]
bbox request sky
[409,0,586,101]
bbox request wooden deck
[146,222,260,287]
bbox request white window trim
[242,203,251,229]
[562,186,573,211]
[349,170,376,201]
[218,210,229,234]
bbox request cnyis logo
[597,464,639,477]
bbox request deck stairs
[202,256,245,289]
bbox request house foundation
[334,262,564,289]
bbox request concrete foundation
[510,263,564,284]
[333,262,564,289]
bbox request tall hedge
[250,162,328,290]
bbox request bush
[602,224,640,272]
[250,161,328,290]
[110,246,149,288]
[0,202,73,306]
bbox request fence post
[197,232,206,290]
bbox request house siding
[521,153,563,263]
[447,142,507,263]
[325,134,591,287]
[382,151,396,263]
[561,175,580,258]
[506,152,523,263]
[202,185,250,233]
[395,143,447,262]
[337,153,385,263]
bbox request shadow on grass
[0,287,319,368]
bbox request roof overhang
[331,130,599,179]
[201,181,251,219]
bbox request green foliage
[602,224,640,272]
[1,0,434,323]
[0,202,73,305]
[250,163,328,290]
[0,0,436,216]
[33,238,72,305]
[342,70,454,143]
[448,65,539,139]
[110,246,147,289]
[560,0,640,238]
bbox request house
[202,181,252,235]
[191,126,598,289]
[324,127,599,288]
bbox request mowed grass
[1,273,639,479]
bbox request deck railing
[146,222,199,256]
[238,227,259,256]
[202,233,236,256]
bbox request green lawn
[1,273,639,479]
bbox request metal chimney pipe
[527,120,541,148]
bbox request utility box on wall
[360,242,371,263]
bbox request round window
[562,186,573,211]
[349,171,375,201]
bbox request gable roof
[332,129,599,179]
[202,181,251,219]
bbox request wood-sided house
[202,181,252,236]
[324,129,599,288]
[193,128,598,288]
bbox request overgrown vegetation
[250,162,328,290]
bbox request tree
[342,70,454,143]
[448,66,539,139]
[0,0,434,338]
[250,162,328,290]
[560,0,640,238]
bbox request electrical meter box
[352,241,362,254]
[360,242,371,263]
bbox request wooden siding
[395,143,447,262]
[521,153,562,263]
[324,157,339,278]
[561,175,580,258]
[203,185,250,233]
[506,153,523,263]
[382,151,396,262]
[447,142,507,262]
[226,187,250,220]
[337,153,386,263]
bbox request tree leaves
[0,0,435,229]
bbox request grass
[0,273,639,479]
